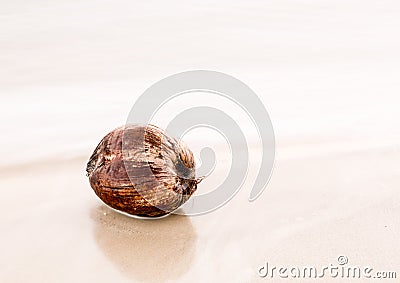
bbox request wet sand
[0,142,399,282]
[1,0,400,282]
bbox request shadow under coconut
[91,205,197,282]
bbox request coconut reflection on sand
[91,205,197,282]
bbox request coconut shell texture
[86,124,198,217]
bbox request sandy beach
[1,142,399,282]
[1,0,400,282]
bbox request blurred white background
[1,0,400,167]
